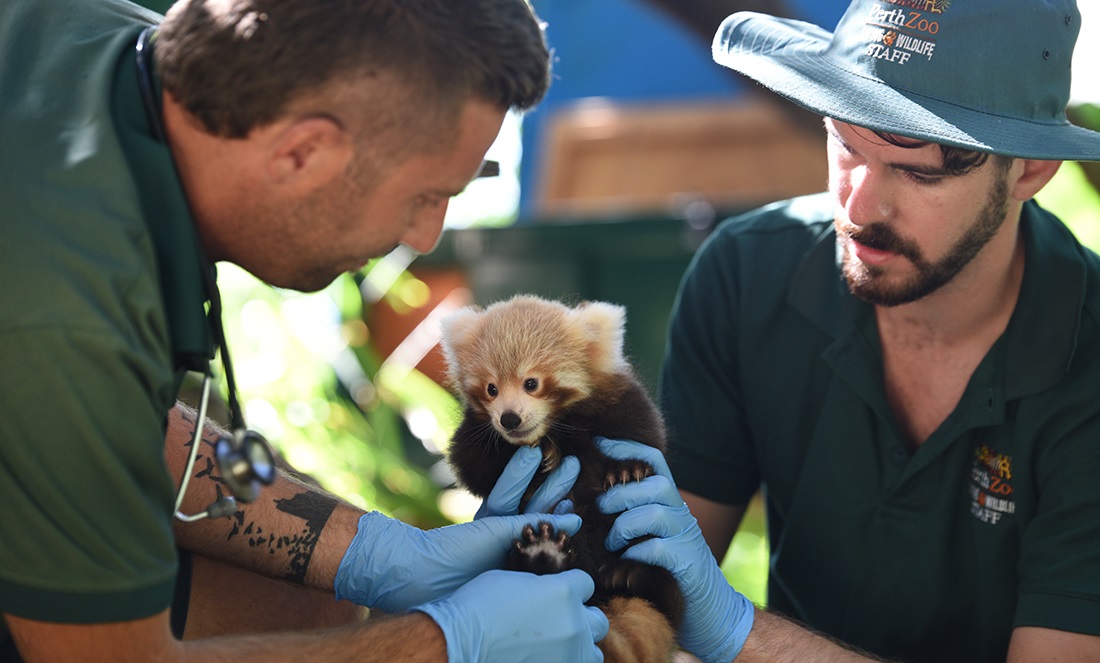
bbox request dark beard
[839,175,1011,307]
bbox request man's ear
[1010,159,1062,202]
[266,115,353,190]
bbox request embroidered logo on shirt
[969,445,1015,525]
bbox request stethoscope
[171,269,277,522]
[136,27,277,522]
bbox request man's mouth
[842,222,918,265]
[850,236,897,265]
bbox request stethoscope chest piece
[215,428,276,504]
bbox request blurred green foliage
[1040,104,1100,253]
[216,263,459,529]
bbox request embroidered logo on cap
[969,445,1016,525]
[882,0,951,12]
[863,0,949,65]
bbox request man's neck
[162,91,271,265]
[875,211,1026,352]
[874,206,1026,448]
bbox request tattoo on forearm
[178,406,198,454]
[223,491,337,584]
[249,491,340,584]
[179,406,229,489]
[178,404,338,585]
[274,491,339,584]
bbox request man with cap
[592,0,1100,661]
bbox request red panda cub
[440,294,683,663]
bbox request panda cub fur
[440,294,683,663]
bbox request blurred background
[140,0,1100,607]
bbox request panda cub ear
[570,301,627,375]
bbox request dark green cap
[713,0,1100,161]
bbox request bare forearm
[183,612,446,662]
[167,402,362,592]
[8,610,446,663]
[734,610,888,662]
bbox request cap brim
[713,12,1100,161]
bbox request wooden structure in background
[534,99,828,218]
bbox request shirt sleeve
[0,325,179,623]
[1014,390,1100,635]
[659,224,761,506]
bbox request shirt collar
[787,218,867,340]
[111,27,214,372]
[1004,200,1087,398]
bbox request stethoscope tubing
[174,374,216,522]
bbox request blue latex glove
[475,445,580,518]
[334,510,583,613]
[597,437,755,663]
[415,568,609,663]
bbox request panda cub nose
[501,411,522,430]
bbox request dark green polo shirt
[661,193,1100,662]
[0,0,210,633]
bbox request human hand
[597,437,755,663]
[475,445,580,518]
[415,568,609,663]
[334,510,582,613]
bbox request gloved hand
[415,568,609,663]
[475,445,580,518]
[597,437,756,663]
[334,510,582,613]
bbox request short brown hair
[155,0,551,141]
[872,130,1014,177]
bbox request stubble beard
[838,174,1011,307]
[281,155,383,293]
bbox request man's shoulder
[724,192,834,228]
[1024,200,1100,308]
[713,193,835,244]
[698,193,836,269]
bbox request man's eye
[827,133,856,155]
[903,171,942,186]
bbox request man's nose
[844,166,893,227]
[401,201,449,254]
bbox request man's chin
[843,251,921,307]
[845,272,937,308]
[260,269,343,294]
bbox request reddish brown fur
[601,597,677,663]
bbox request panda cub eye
[487,383,498,397]
[523,378,539,393]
